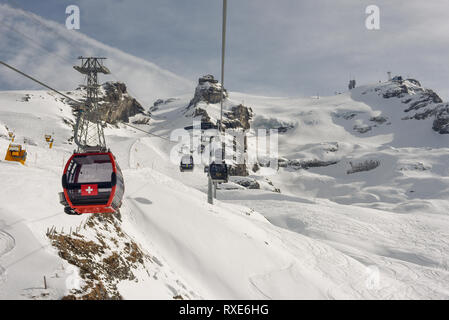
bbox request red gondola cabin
[60,152,124,215]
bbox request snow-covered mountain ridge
[106,76,449,299]
[1,2,449,298]
[2,74,449,299]
[356,78,449,134]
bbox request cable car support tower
[73,57,110,152]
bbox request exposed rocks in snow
[187,74,227,109]
[353,116,391,133]
[403,91,442,113]
[252,162,260,172]
[223,104,253,130]
[229,176,281,193]
[432,104,449,134]
[406,78,421,87]
[71,82,147,124]
[277,143,340,171]
[192,107,212,123]
[369,116,388,124]
[184,75,253,131]
[379,79,442,110]
[199,74,218,84]
[184,107,219,130]
[347,160,380,174]
[48,214,190,300]
[229,163,249,177]
[130,114,151,125]
[131,118,151,125]
[263,178,281,193]
[251,115,295,133]
[150,98,177,112]
[62,117,74,128]
[382,84,409,99]
[366,78,449,134]
[98,82,146,124]
[48,214,146,299]
[278,158,338,170]
[277,125,294,133]
[398,162,430,171]
[385,80,442,113]
[342,112,359,120]
[231,177,260,189]
[324,143,339,152]
[277,158,288,168]
[353,123,372,134]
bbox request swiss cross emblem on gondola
[81,184,98,196]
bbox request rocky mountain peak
[99,82,146,124]
[363,77,448,134]
[71,81,147,124]
[223,104,253,130]
[187,74,228,108]
[184,75,253,131]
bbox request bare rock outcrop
[367,77,448,134]
[223,104,253,130]
[187,74,227,108]
[70,82,147,125]
[98,82,146,123]
[432,104,449,134]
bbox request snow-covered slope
[0,88,415,300]
[0,4,194,107]
[228,80,449,210]
[3,0,448,301]
[1,74,449,299]
[140,78,449,299]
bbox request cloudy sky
[1,0,449,99]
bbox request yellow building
[4,144,27,165]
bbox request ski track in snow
[0,228,16,283]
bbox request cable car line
[205,0,230,204]
[120,122,173,143]
[0,17,149,112]
[219,0,227,130]
[1,0,232,208]
[0,61,123,215]
[0,61,80,106]
[1,7,201,148]
[0,60,175,144]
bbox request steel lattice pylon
[73,57,111,152]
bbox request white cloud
[1,0,449,100]
[0,3,194,107]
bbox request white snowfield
[1,76,449,300]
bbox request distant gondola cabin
[209,162,228,183]
[180,155,194,172]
